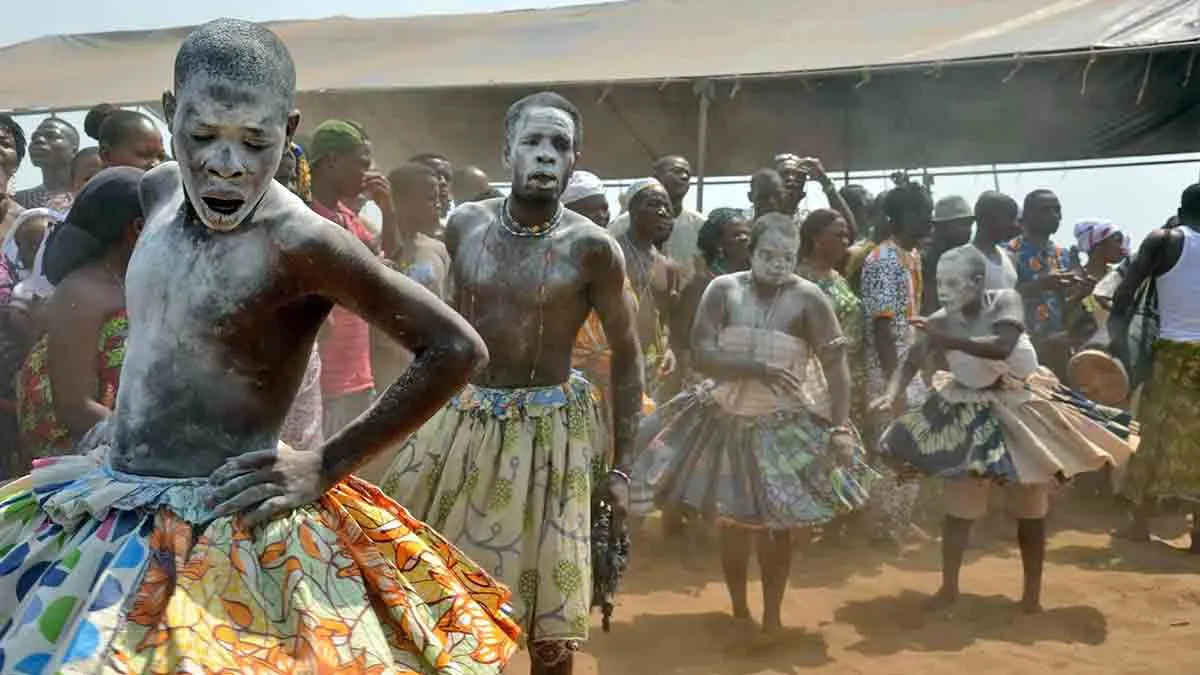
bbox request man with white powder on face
[0,19,519,673]
[380,91,644,675]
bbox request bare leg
[1016,517,1046,613]
[756,529,794,634]
[719,525,753,620]
[925,516,972,611]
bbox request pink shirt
[312,200,377,398]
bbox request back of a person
[17,309,127,458]
[1156,225,1200,343]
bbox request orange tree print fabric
[0,457,519,674]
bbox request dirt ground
[505,503,1200,675]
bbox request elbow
[439,330,489,383]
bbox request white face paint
[750,230,798,286]
[506,106,576,203]
[937,254,984,315]
[171,75,289,232]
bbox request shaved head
[173,18,296,114]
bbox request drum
[1067,349,1130,407]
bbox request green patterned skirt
[1121,340,1200,505]
[380,372,605,646]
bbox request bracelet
[827,425,853,436]
[609,468,632,483]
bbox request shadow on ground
[594,611,832,675]
[834,591,1108,656]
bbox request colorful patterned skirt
[379,372,605,648]
[1121,340,1200,505]
[0,450,520,674]
[879,369,1137,484]
[629,380,878,530]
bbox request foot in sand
[1020,596,1044,614]
[922,587,959,612]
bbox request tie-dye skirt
[629,380,878,530]
[379,372,605,650]
[0,450,520,674]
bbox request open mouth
[201,197,245,215]
[528,172,558,188]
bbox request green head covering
[308,119,365,165]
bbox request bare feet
[1020,596,1044,614]
[732,604,752,621]
[922,587,959,612]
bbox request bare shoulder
[139,162,182,216]
[789,275,830,302]
[47,268,120,325]
[990,288,1023,310]
[445,199,499,251]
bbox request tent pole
[694,79,714,213]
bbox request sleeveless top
[943,291,1038,389]
[18,309,128,457]
[1157,226,1200,342]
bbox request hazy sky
[0,0,596,47]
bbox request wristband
[827,425,853,436]
[609,468,631,483]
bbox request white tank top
[1158,226,1200,342]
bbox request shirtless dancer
[0,20,519,673]
[381,92,643,675]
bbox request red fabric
[312,200,377,397]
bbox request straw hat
[1067,349,1130,406]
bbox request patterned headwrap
[561,170,605,205]
[1073,218,1129,256]
[291,143,313,203]
[308,119,366,165]
[618,177,664,213]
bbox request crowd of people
[0,17,1195,675]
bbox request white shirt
[1158,226,1200,342]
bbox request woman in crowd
[632,214,876,635]
[670,207,752,387]
[92,107,167,171]
[875,245,1136,613]
[797,208,868,428]
[0,207,54,479]
[18,168,142,459]
[0,116,27,236]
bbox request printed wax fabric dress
[379,371,606,649]
[16,310,127,460]
[630,326,877,529]
[0,441,520,673]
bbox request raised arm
[587,232,644,474]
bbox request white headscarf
[1073,218,1129,257]
[561,170,605,205]
[618,177,665,214]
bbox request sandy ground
[505,503,1200,675]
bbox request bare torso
[709,272,833,349]
[447,199,612,388]
[107,164,335,478]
